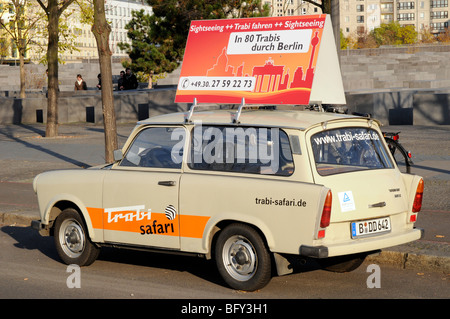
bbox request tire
[318,253,366,273]
[215,223,272,291]
[54,208,100,266]
[385,138,411,173]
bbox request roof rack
[232,98,247,124]
[185,97,261,124]
[185,98,197,123]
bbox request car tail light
[320,191,332,228]
[412,179,424,213]
[318,190,332,239]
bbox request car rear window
[311,127,393,176]
[189,126,294,176]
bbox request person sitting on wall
[123,68,138,90]
[118,71,125,90]
[74,74,87,90]
[96,73,101,90]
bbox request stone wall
[4,44,448,93]
[1,62,127,93]
[345,91,450,125]
[0,89,190,125]
[0,44,449,125]
[341,45,450,92]
[2,87,448,126]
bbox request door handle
[368,201,386,208]
[158,181,176,187]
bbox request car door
[102,126,186,249]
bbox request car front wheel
[215,223,271,291]
[54,208,100,266]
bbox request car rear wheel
[54,208,100,266]
[215,223,271,291]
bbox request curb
[2,211,449,274]
[367,246,450,273]
[0,211,38,228]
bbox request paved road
[0,122,449,273]
[1,224,448,299]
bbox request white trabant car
[32,109,424,291]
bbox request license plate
[351,217,391,238]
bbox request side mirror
[113,149,123,162]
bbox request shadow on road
[2,224,326,290]
[0,125,91,168]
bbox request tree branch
[58,0,76,17]
[36,0,48,15]
[302,0,324,12]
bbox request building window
[356,4,364,12]
[398,13,415,20]
[431,0,448,8]
[431,11,448,19]
[431,22,449,31]
[398,2,415,9]
[357,15,364,23]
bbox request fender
[201,211,276,254]
[42,193,100,242]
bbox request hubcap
[222,235,257,282]
[59,218,85,258]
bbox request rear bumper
[300,228,424,258]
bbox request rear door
[305,123,408,230]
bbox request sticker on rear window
[338,191,356,212]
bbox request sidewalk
[0,123,449,273]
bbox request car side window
[189,126,294,176]
[119,127,185,169]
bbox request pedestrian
[74,74,87,90]
[118,70,125,90]
[96,73,101,90]
[123,67,138,90]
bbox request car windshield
[311,127,393,176]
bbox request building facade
[2,0,448,64]
[340,0,449,37]
[265,0,448,38]
[26,0,152,63]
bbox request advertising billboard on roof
[175,15,345,105]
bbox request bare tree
[92,0,118,163]
[0,1,44,98]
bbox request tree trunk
[331,0,341,65]
[19,52,26,99]
[92,0,118,163]
[45,0,60,137]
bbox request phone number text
[178,76,256,91]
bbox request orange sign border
[175,15,326,105]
